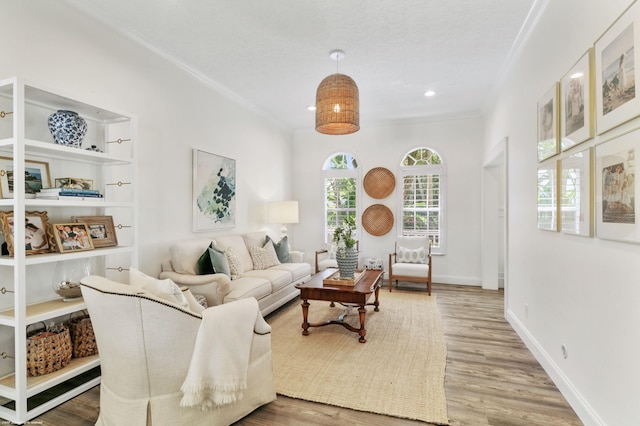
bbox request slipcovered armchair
[388,236,432,295]
[80,275,276,426]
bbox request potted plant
[333,217,358,278]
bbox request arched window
[399,147,445,252]
[322,153,359,242]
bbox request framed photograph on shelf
[72,215,118,248]
[595,1,640,134]
[52,223,94,253]
[192,148,236,232]
[560,147,593,237]
[0,157,51,198]
[561,49,594,150]
[54,177,94,190]
[537,83,559,162]
[595,129,639,243]
[537,161,559,231]
[0,210,54,256]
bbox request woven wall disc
[363,167,395,199]
[362,204,394,236]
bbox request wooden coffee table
[294,268,384,343]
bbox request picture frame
[595,129,639,243]
[594,1,640,134]
[192,148,236,232]
[537,161,559,231]
[52,223,95,253]
[72,215,118,248]
[0,156,51,198]
[54,177,94,190]
[561,49,595,150]
[0,210,54,256]
[537,83,559,162]
[560,147,593,237]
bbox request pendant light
[315,50,360,135]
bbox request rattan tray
[363,167,395,199]
[362,204,394,236]
[323,270,366,286]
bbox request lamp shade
[315,73,360,135]
[266,201,299,224]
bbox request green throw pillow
[197,242,215,275]
[266,235,291,263]
[208,245,231,277]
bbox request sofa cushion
[249,242,280,270]
[223,277,271,303]
[272,262,312,282]
[129,267,189,310]
[392,262,429,277]
[243,232,267,251]
[243,269,291,293]
[169,239,213,275]
[265,235,291,263]
[197,242,215,275]
[226,246,244,279]
[215,235,254,271]
[208,245,231,277]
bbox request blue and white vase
[47,110,88,148]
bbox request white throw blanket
[180,297,264,410]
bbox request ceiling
[66,0,538,131]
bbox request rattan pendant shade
[315,73,360,135]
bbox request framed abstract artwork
[537,161,559,231]
[595,1,640,134]
[595,129,639,243]
[560,147,593,237]
[560,49,594,151]
[192,148,236,232]
[537,83,559,162]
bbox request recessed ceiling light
[307,105,317,111]
[424,90,436,97]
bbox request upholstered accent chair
[80,275,276,426]
[388,236,432,295]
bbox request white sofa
[159,231,311,316]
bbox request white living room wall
[291,116,484,285]
[485,0,640,424]
[1,2,294,275]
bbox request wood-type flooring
[27,283,583,426]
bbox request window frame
[322,153,361,244]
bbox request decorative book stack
[36,187,104,201]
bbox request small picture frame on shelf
[72,215,118,248]
[54,177,94,190]
[0,157,52,199]
[0,210,54,256]
[52,223,95,253]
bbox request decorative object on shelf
[560,49,594,151]
[315,49,360,135]
[0,210,53,256]
[362,204,394,236]
[52,223,95,253]
[333,217,359,278]
[537,83,559,162]
[68,310,98,358]
[54,177,93,190]
[26,321,72,377]
[47,110,87,148]
[364,257,383,270]
[193,148,236,231]
[72,215,118,248]
[85,145,103,152]
[0,156,51,199]
[363,167,395,199]
[265,200,299,238]
[52,259,91,301]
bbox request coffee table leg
[358,305,367,343]
[301,299,310,336]
[374,285,380,312]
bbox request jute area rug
[267,290,449,425]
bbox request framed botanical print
[192,148,236,232]
[560,147,593,237]
[537,161,559,231]
[561,49,594,150]
[595,1,640,134]
[0,210,54,256]
[0,157,51,198]
[537,84,559,162]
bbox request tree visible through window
[323,153,358,242]
[400,148,443,249]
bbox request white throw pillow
[396,246,427,264]
[225,247,244,280]
[129,267,190,309]
[250,242,281,270]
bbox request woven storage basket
[363,167,395,199]
[362,204,394,236]
[69,311,98,358]
[26,322,72,377]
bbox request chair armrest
[315,249,329,274]
[290,250,304,263]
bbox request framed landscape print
[537,161,559,231]
[192,148,236,232]
[537,84,559,162]
[561,49,594,150]
[0,210,53,256]
[73,215,118,248]
[0,157,51,198]
[595,1,640,134]
[595,129,639,243]
[560,147,593,237]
